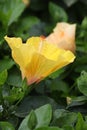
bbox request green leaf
[0,121,15,130]
[18,104,52,130]
[15,96,57,117]
[77,71,87,96]
[0,58,14,72]
[49,68,65,79]
[7,67,22,87]
[8,1,25,26]
[0,25,7,44]
[52,109,77,127]
[75,113,87,130]
[35,126,63,130]
[0,0,26,27]
[18,110,37,130]
[49,78,69,94]
[81,17,87,29]
[28,111,37,130]
[0,70,7,85]
[35,104,52,128]
[49,2,68,23]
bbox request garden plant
[0,0,87,130]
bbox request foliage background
[0,0,87,130]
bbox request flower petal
[22,50,75,84]
[26,37,72,61]
[4,36,22,49]
[46,22,76,52]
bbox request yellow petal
[26,37,70,61]
[38,50,75,78]
[12,44,35,69]
[22,53,55,84]
[4,36,22,49]
[22,50,75,84]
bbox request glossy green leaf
[35,104,52,128]
[18,110,37,130]
[52,109,77,127]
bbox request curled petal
[4,35,22,49]
[46,22,76,52]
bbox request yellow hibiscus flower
[4,36,75,85]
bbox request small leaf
[18,110,37,130]
[28,110,37,130]
[77,71,87,96]
[0,70,7,85]
[81,17,87,29]
[35,104,52,128]
[52,109,77,127]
